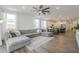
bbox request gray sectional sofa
[19,29,41,38]
[4,29,53,52]
[19,29,53,37]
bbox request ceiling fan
[33,5,50,15]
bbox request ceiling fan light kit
[33,5,50,15]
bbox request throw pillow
[14,30,21,36]
[9,30,21,37]
[10,32,17,37]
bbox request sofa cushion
[6,35,31,46]
[23,32,41,38]
[19,29,37,34]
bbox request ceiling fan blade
[33,7,37,10]
[42,11,46,14]
[43,11,49,13]
[43,7,50,10]
[39,5,43,9]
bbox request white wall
[0,24,2,45]
[17,13,35,30]
[0,25,1,45]
[1,8,36,31]
[0,10,2,45]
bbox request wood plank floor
[14,31,79,53]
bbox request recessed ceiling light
[56,7,60,10]
[22,6,25,9]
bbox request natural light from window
[35,19,40,29]
[6,13,16,30]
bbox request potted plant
[75,23,79,48]
[0,17,3,24]
[74,24,79,33]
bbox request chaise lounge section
[6,35,31,52]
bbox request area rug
[26,36,54,51]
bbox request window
[6,13,16,30]
[41,20,47,29]
[34,19,41,32]
[34,19,40,29]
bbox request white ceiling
[0,5,79,20]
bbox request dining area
[45,20,66,35]
[47,24,66,35]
